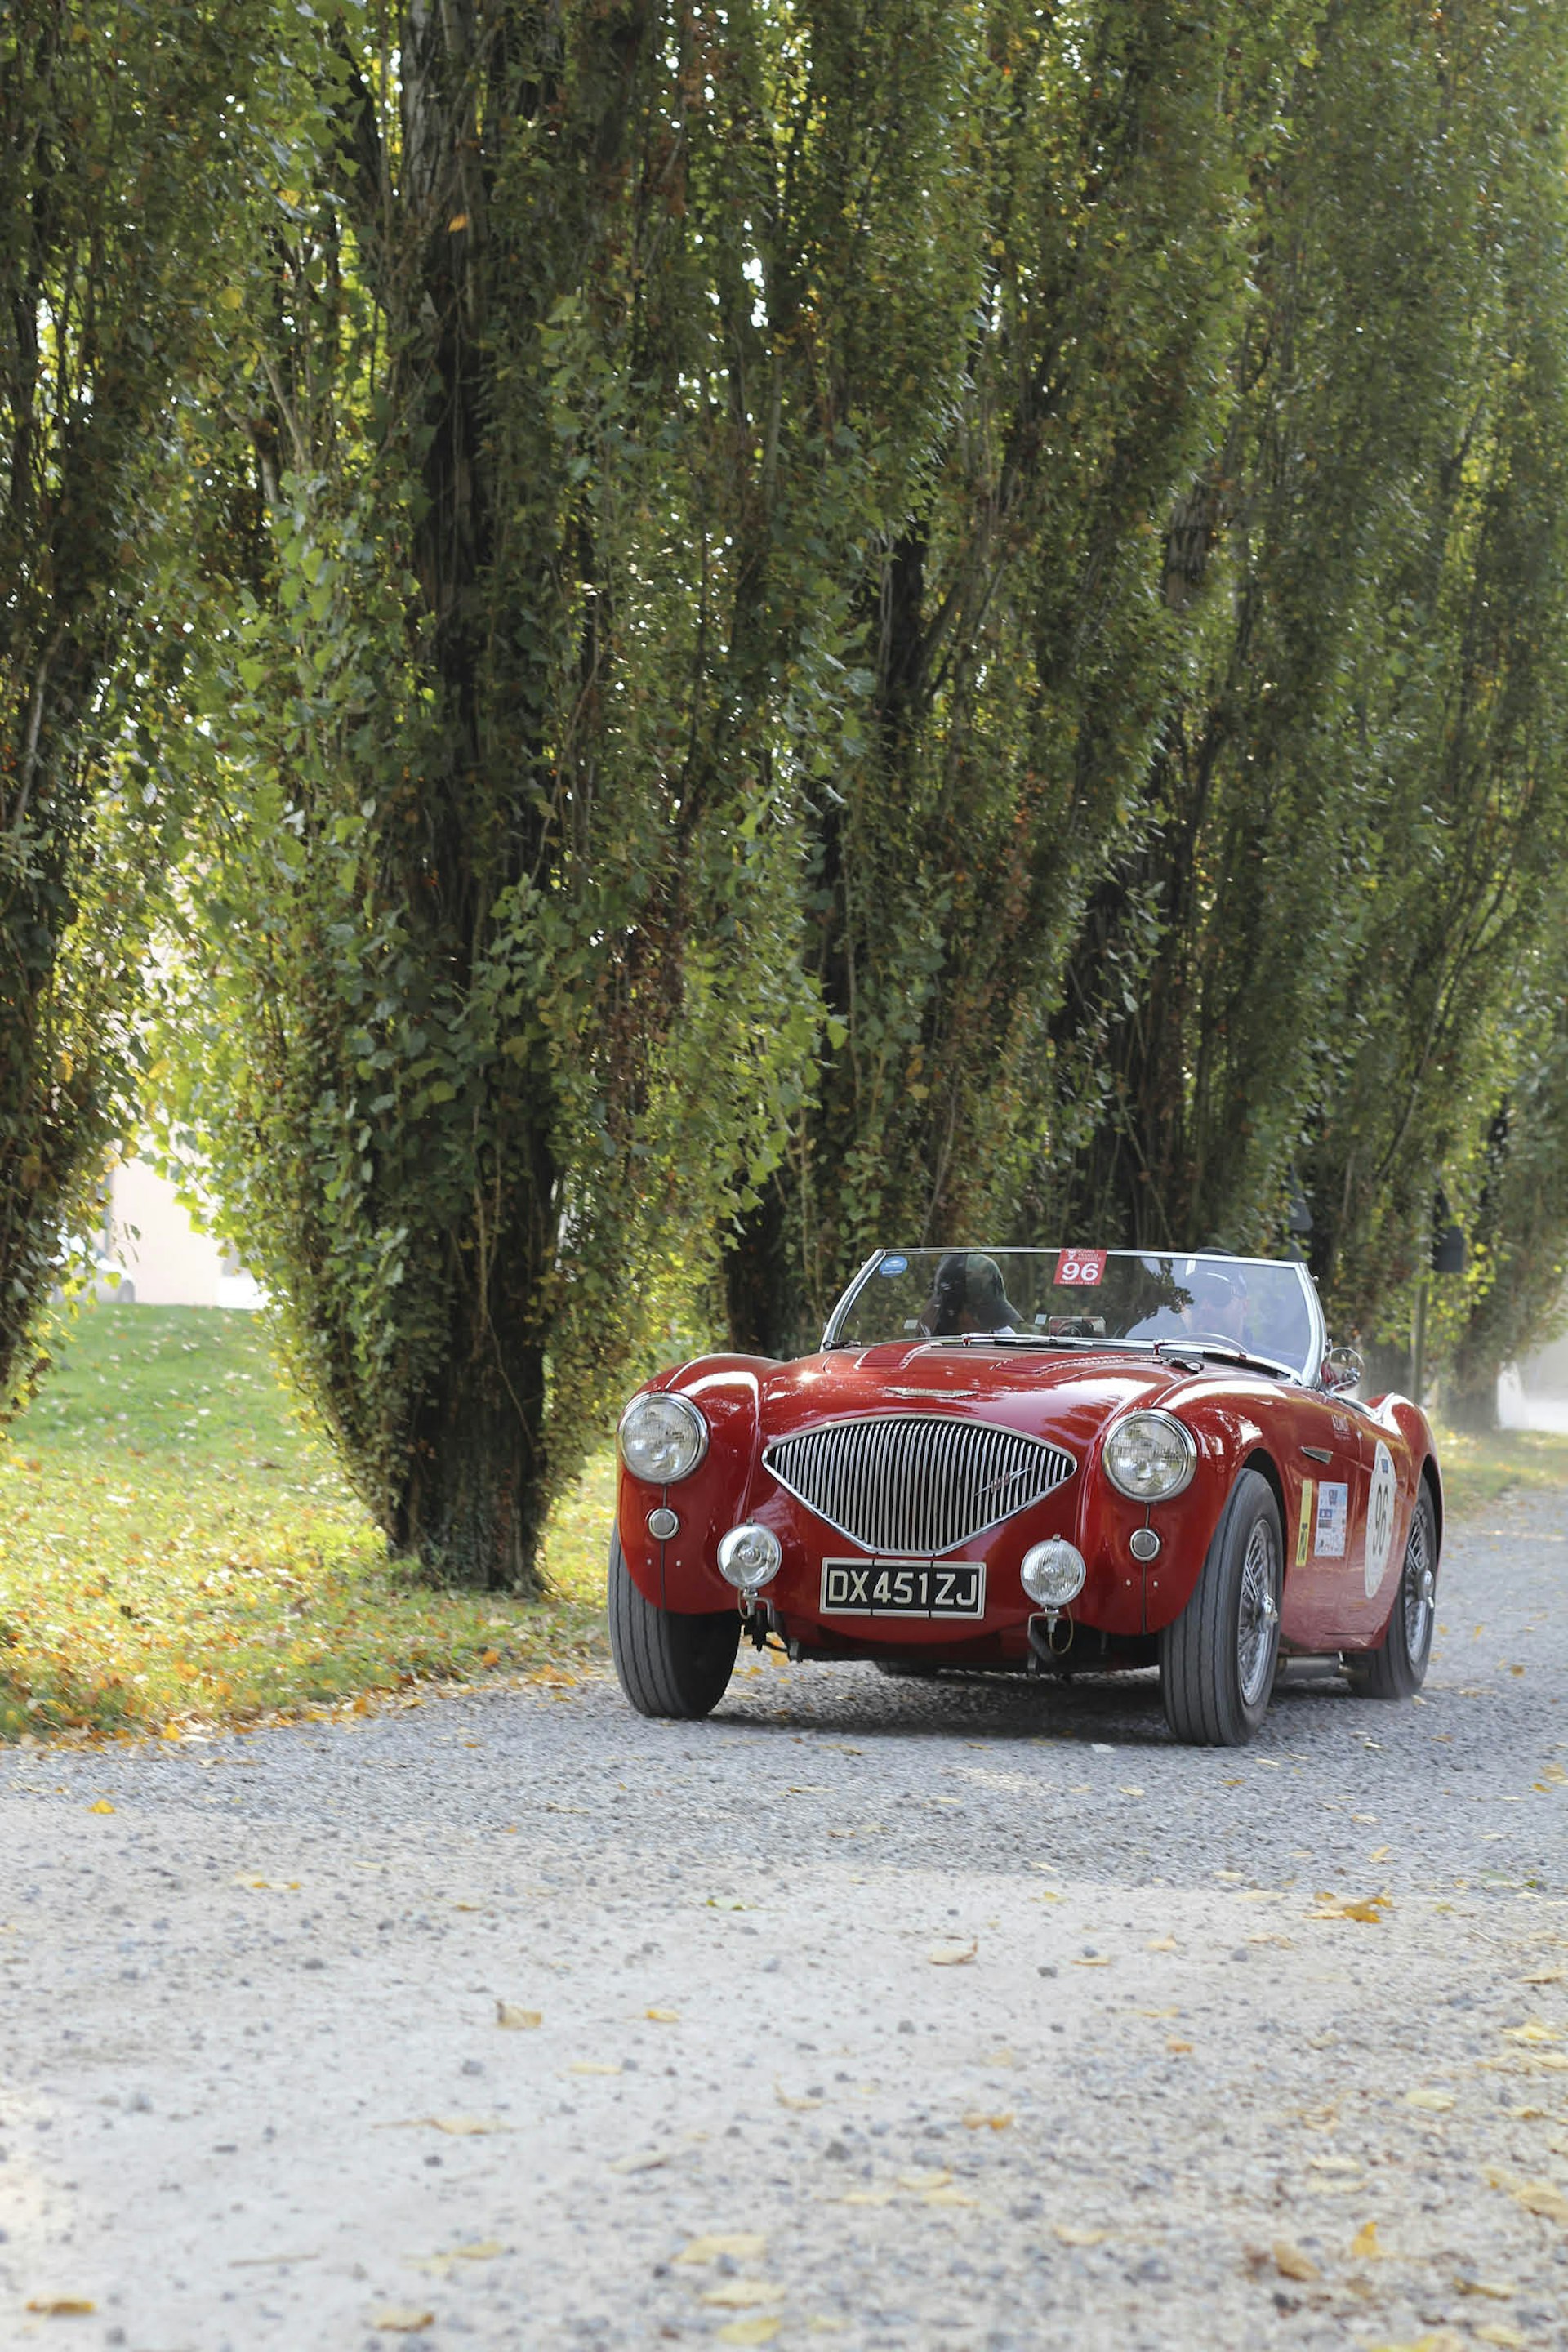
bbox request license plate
[819,1559,985,1619]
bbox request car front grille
[762,1414,1076,1557]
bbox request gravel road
[3,1488,1567,2352]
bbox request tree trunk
[1441,1367,1501,1435]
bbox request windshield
[824,1249,1319,1380]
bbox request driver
[1182,1266,1249,1346]
[1127,1260,1250,1347]
[921,1251,1027,1337]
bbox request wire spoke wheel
[1402,1501,1435,1662]
[1236,1520,1281,1708]
[1348,1483,1438,1703]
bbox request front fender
[1073,1391,1272,1637]
[616,1356,773,1613]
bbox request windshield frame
[820,1247,1325,1384]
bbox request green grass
[1432,1422,1568,1519]
[0,1304,612,1745]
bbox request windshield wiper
[1154,1338,1295,1379]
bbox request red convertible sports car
[608,1248,1442,1746]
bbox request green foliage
[162,2,955,1584]
[0,2,263,1418]
[1036,0,1568,1385]
[726,0,1324,1347]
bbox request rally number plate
[819,1559,985,1619]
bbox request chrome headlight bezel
[617,1391,709,1485]
[1102,1409,1196,1503]
[717,1523,782,1592]
[1020,1537,1087,1609]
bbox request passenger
[922,1252,1027,1337]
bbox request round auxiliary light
[717,1524,782,1593]
[1020,1538,1087,1610]
[647,1506,679,1541]
[1129,1526,1161,1562]
[1103,1410,1196,1503]
[618,1391,709,1484]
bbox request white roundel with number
[1364,1440,1398,1598]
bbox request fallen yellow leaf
[923,2185,979,2207]
[644,2007,679,2024]
[1351,2219,1383,2260]
[837,2188,896,2206]
[1074,1955,1111,1968]
[25,2300,96,2315]
[566,2061,622,2077]
[928,1940,977,1967]
[1363,2336,1464,2352]
[425,2116,512,2136]
[1167,2038,1193,2055]
[1405,2088,1455,2113]
[1310,1894,1389,1922]
[715,2322,782,2349]
[960,2111,1014,2131]
[701,2278,787,2309]
[1053,2224,1109,2247]
[674,2234,768,2267]
[372,2313,434,2334]
[607,2150,667,2175]
[496,2002,541,2029]
[406,2241,504,2278]
[1474,2328,1526,2350]
[896,2168,952,2193]
[774,2084,822,2111]
[1146,1936,1178,1952]
[87,1800,114,1815]
[1486,2166,1568,2223]
[1455,2278,1519,2301]
[1501,2020,1561,2045]
[1272,2241,1319,2283]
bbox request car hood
[757,1343,1197,1454]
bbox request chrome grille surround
[762,1414,1076,1558]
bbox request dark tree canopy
[6,0,1568,1571]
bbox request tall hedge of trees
[6,0,1568,1583]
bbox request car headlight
[1020,1539,1086,1608]
[717,1524,782,1592]
[1103,1410,1196,1502]
[618,1392,708,1483]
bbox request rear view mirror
[1320,1343,1363,1395]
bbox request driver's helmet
[928,1250,1027,1334]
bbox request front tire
[1346,1485,1437,1700]
[607,1530,740,1719]
[1159,1468,1282,1747]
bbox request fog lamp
[717,1524,782,1593]
[1020,1539,1086,1609]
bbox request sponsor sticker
[1364,1440,1397,1597]
[879,1254,909,1276]
[1296,1478,1314,1569]
[1313,1481,1349,1560]
[1057,1249,1107,1287]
